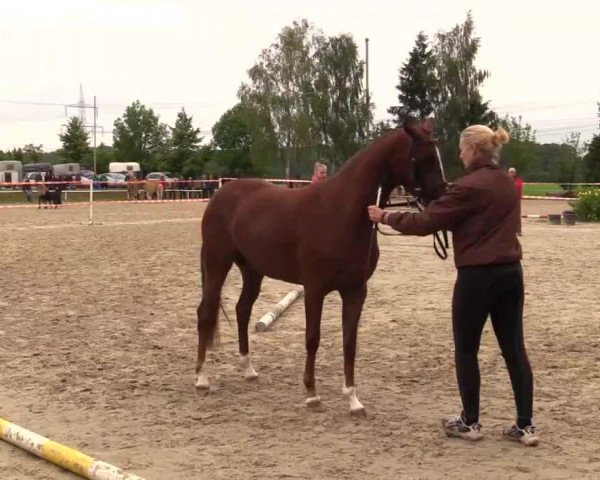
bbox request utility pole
[78,83,87,125]
[65,90,102,224]
[65,86,103,174]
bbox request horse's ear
[404,117,435,141]
[403,116,420,140]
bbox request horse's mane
[327,128,403,180]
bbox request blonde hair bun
[493,127,510,146]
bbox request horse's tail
[197,244,220,349]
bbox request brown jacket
[384,156,522,268]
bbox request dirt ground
[1,199,599,480]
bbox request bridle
[372,142,450,261]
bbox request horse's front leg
[340,285,368,416]
[303,288,325,410]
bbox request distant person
[159,175,167,200]
[311,162,327,184]
[201,175,209,198]
[508,167,523,236]
[22,177,33,202]
[208,175,217,197]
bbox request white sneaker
[502,424,539,446]
[442,415,484,442]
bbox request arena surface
[1,199,599,479]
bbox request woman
[368,125,538,446]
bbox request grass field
[522,183,562,197]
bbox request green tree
[498,115,537,173]
[559,132,585,189]
[168,108,202,176]
[211,103,275,176]
[311,33,371,169]
[23,144,44,164]
[583,136,600,182]
[113,100,169,172]
[240,19,316,178]
[213,104,254,152]
[240,20,372,175]
[582,102,600,182]
[388,32,437,125]
[11,148,24,162]
[59,117,90,163]
[433,11,496,178]
[83,143,115,174]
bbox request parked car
[146,172,177,181]
[79,175,102,190]
[96,173,126,189]
[109,172,127,183]
[25,172,44,182]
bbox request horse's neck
[328,142,395,218]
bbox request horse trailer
[109,162,142,179]
[0,160,23,184]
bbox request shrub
[573,188,600,221]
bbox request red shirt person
[508,168,523,198]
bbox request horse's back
[205,179,283,213]
[216,178,276,197]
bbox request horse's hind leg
[340,285,368,416]
[195,246,233,389]
[235,263,263,381]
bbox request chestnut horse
[196,122,446,414]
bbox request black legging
[452,262,533,428]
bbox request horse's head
[387,119,447,205]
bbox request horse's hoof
[350,407,367,417]
[195,371,210,390]
[240,354,259,382]
[305,396,325,411]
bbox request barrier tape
[0,179,221,187]
[522,195,578,201]
[0,177,311,188]
[0,198,211,209]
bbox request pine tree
[168,108,202,175]
[388,32,437,125]
[59,117,90,162]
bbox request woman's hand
[368,205,386,223]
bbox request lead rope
[365,185,383,283]
[413,199,449,260]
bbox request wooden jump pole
[255,285,304,332]
[0,417,145,480]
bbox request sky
[1,0,599,152]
